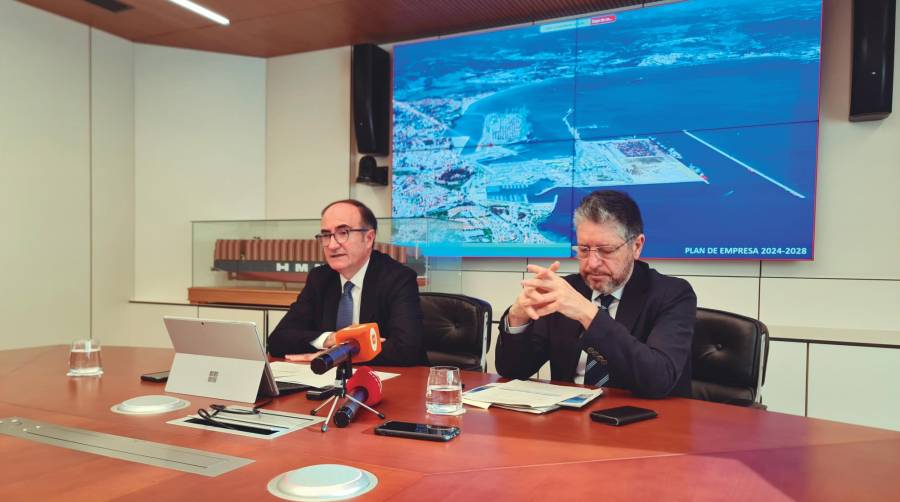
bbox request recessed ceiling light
[168,0,230,26]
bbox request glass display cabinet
[189,218,464,307]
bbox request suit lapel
[322,271,342,330]
[615,261,650,333]
[359,252,380,324]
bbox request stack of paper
[270,362,398,389]
[462,380,603,414]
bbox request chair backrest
[419,292,492,372]
[691,307,769,407]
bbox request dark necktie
[335,281,354,330]
[584,294,614,387]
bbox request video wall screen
[392,0,822,259]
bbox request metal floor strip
[0,417,253,477]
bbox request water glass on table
[426,366,462,414]
[67,338,103,377]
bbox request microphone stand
[309,358,385,432]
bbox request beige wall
[133,44,267,302]
[1,3,269,348]
[265,46,392,220]
[266,47,353,220]
[90,29,136,347]
[0,1,90,349]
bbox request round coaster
[110,395,190,415]
[267,464,378,501]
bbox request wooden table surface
[0,346,898,501]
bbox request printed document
[270,361,398,388]
[462,379,592,408]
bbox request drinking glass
[425,366,462,414]
[67,338,103,376]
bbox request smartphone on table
[140,370,170,383]
[374,421,460,442]
[590,406,657,426]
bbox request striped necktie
[335,281,354,330]
[584,294,614,387]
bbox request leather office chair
[691,307,769,407]
[419,292,492,372]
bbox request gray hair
[573,190,644,241]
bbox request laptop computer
[163,316,311,403]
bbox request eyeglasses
[571,237,633,260]
[314,227,370,246]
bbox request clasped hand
[508,261,598,330]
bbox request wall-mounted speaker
[850,0,895,121]
[352,44,391,154]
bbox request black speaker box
[356,155,388,186]
[353,44,391,154]
[850,0,895,121]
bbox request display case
[188,218,464,307]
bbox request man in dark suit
[495,190,696,398]
[268,199,426,366]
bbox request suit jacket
[495,260,696,398]
[267,250,427,366]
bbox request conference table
[1,346,898,501]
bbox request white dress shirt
[310,258,370,349]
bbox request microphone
[310,323,381,374]
[334,366,383,428]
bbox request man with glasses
[495,190,696,398]
[268,199,426,366]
